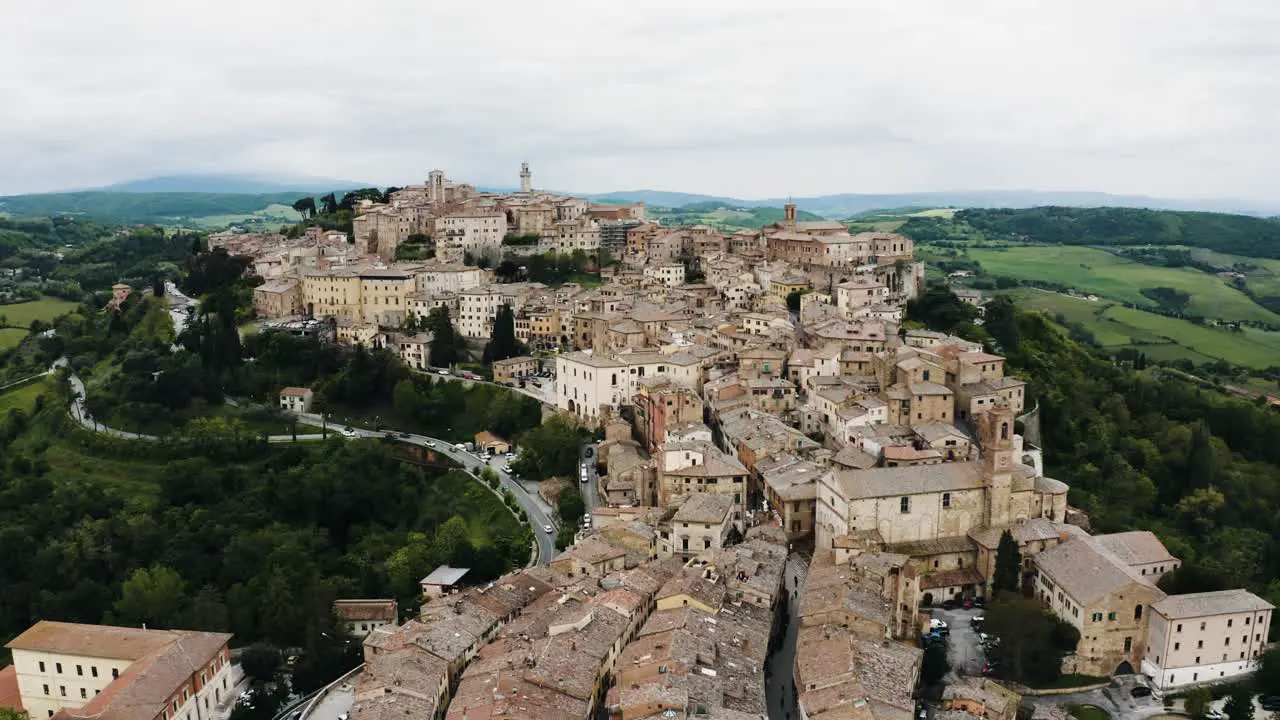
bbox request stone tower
[428,170,445,204]
[520,162,532,194]
[978,402,1016,527]
[784,203,797,229]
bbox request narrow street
[765,553,808,719]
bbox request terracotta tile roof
[54,629,230,720]
[334,599,398,622]
[673,493,734,524]
[6,621,179,660]
[919,568,984,591]
[1093,531,1178,567]
[0,665,22,713]
[1034,535,1159,605]
[1152,589,1274,619]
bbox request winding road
[53,283,559,563]
[56,359,557,563]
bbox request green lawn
[1007,287,1280,369]
[0,297,80,327]
[968,245,1280,324]
[0,328,27,350]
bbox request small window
[900,497,910,514]
[942,493,951,508]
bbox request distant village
[4,166,1270,720]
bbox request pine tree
[483,304,522,364]
[426,306,460,367]
[994,529,1022,595]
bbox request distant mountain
[582,190,740,208]
[92,174,371,194]
[581,189,1280,219]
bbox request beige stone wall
[848,487,987,545]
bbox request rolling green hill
[905,206,1280,259]
[648,202,826,230]
[0,191,310,226]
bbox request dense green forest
[909,288,1280,613]
[0,217,197,304]
[0,393,529,686]
[901,206,1280,259]
[0,191,309,225]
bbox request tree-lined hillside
[908,289,1280,611]
[903,206,1280,259]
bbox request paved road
[765,553,808,719]
[59,359,157,440]
[290,413,558,564]
[582,443,599,514]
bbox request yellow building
[300,268,417,327]
[5,621,239,720]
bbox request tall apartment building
[5,621,239,720]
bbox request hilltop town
[2,166,1273,720]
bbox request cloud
[1,0,1277,199]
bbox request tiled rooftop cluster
[606,527,787,719]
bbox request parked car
[506,451,515,458]
[341,426,357,438]
[502,464,512,473]
[398,431,411,439]
[921,631,945,646]
[929,618,949,632]
[1260,696,1280,712]
[1129,686,1152,698]
[436,368,450,376]
[425,440,435,448]
[971,615,985,627]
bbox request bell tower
[978,402,1016,527]
[520,162,532,194]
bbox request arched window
[611,373,617,386]
[1000,422,1009,440]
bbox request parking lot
[930,605,986,680]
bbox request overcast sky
[2,1,1277,199]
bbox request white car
[505,451,515,458]
[543,524,554,533]
[425,440,435,448]
[341,427,357,438]
[502,464,512,473]
[929,618,948,631]
[436,368,450,376]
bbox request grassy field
[0,377,52,414]
[180,203,300,230]
[908,208,957,218]
[0,296,80,326]
[968,245,1280,324]
[0,328,27,350]
[1007,288,1280,369]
